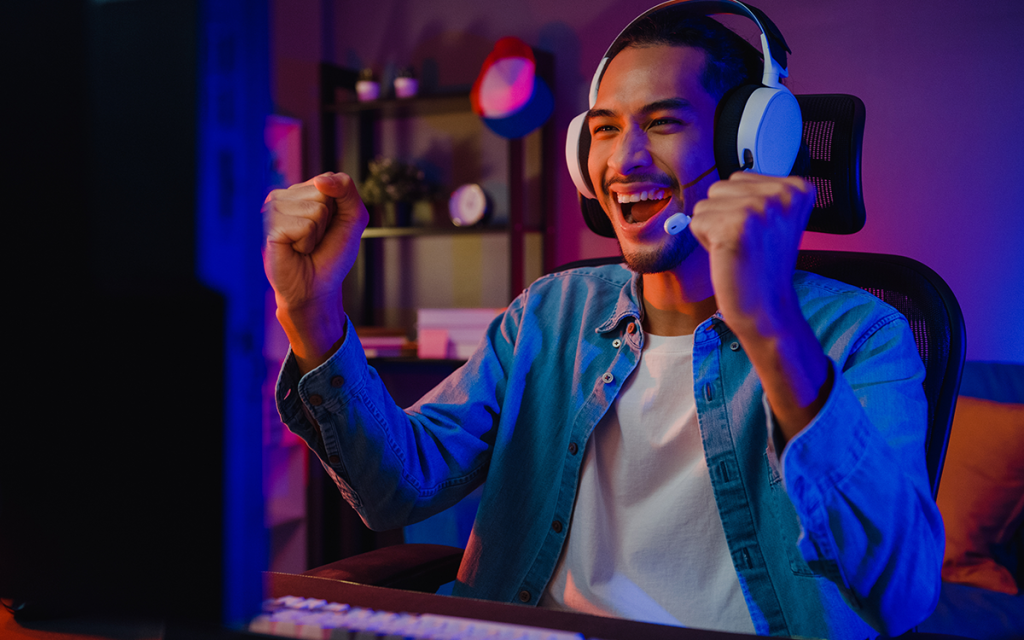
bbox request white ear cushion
[736,87,802,176]
[565,111,596,199]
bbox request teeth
[616,188,667,204]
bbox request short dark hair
[605,10,763,101]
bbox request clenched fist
[689,171,816,341]
[263,172,369,372]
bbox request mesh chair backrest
[793,94,866,235]
[796,250,966,498]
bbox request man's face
[587,44,719,274]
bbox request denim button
[331,375,345,388]
[552,520,563,534]
[568,442,579,455]
[518,590,531,603]
[729,342,740,351]
[704,384,713,401]
[328,455,340,464]
[627,322,637,334]
[602,372,614,384]
[612,338,622,348]
[309,394,324,406]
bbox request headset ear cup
[742,87,802,176]
[566,111,597,199]
[570,111,614,236]
[580,194,616,238]
[714,83,759,180]
[577,124,595,196]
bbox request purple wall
[273,0,1024,363]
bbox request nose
[608,124,652,176]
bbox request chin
[619,230,700,274]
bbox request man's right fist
[263,172,368,311]
[262,172,369,372]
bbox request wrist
[732,297,831,443]
[726,286,801,346]
[276,297,347,375]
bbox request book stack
[417,308,506,360]
[355,327,416,359]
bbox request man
[264,7,943,638]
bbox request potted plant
[359,156,435,226]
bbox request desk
[265,571,754,639]
[0,604,162,640]
[2,580,972,640]
[263,572,970,640]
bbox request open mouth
[617,188,671,224]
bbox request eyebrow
[586,97,695,121]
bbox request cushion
[936,396,1024,594]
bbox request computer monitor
[2,0,269,630]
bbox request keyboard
[250,595,584,639]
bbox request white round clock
[448,183,489,227]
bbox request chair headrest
[793,93,866,235]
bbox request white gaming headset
[565,0,803,237]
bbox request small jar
[394,66,418,99]
[356,68,380,102]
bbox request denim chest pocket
[764,452,817,577]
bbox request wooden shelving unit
[309,58,555,567]
[318,59,554,327]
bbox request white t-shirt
[540,333,755,634]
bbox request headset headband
[586,0,792,108]
[568,0,802,236]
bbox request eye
[590,123,617,136]
[647,117,682,130]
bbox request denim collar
[593,269,729,338]
[595,270,644,335]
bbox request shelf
[367,356,467,366]
[325,93,472,118]
[361,224,543,239]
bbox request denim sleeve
[274,306,521,531]
[777,314,944,636]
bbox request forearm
[780,320,943,635]
[732,290,832,446]
[275,312,509,530]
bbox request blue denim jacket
[276,264,943,638]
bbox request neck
[640,255,717,336]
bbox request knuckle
[739,195,765,213]
[802,179,817,198]
[296,198,328,219]
[262,202,284,225]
